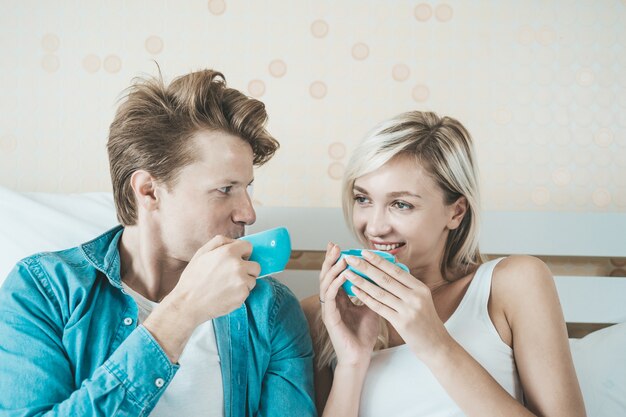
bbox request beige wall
[1,0,625,211]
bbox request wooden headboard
[248,208,626,338]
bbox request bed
[1,185,625,416]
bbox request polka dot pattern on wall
[552,168,571,187]
[208,0,226,15]
[518,26,534,45]
[145,36,164,54]
[311,20,329,38]
[328,162,344,180]
[434,4,453,22]
[247,80,265,97]
[351,43,369,60]
[392,64,410,81]
[412,84,430,102]
[594,128,613,147]
[493,107,512,125]
[592,189,612,208]
[536,26,556,45]
[0,135,17,153]
[103,55,122,73]
[576,69,595,87]
[309,81,327,99]
[41,54,60,73]
[41,34,60,52]
[268,60,287,78]
[40,34,60,73]
[414,4,432,22]
[328,142,346,160]
[531,187,551,205]
[83,55,101,73]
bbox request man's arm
[0,262,177,416]
[257,280,317,417]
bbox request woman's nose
[364,208,392,237]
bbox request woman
[301,111,585,417]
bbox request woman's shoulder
[490,255,557,310]
[492,255,553,285]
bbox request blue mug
[240,227,291,278]
[339,249,409,296]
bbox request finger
[323,274,347,318]
[320,257,348,299]
[351,283,397,322]
[319,243,341,282]
[343,269,401,312]
[361,251,418,289]
[230,239,254,259]
[347,253,416,295]
[243,259,261,278]
[196,234,236,255]
[245,275,257,292]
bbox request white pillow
[570,322,626,417]
[0,186,117,284]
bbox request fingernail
[362,250,374,259]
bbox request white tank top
[122,283,224,417]
[358,258,523,417]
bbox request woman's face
[351,154,460,274]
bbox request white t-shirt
[122,283,224,417]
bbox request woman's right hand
[319,243,381,367]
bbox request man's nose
[233,192,256,226]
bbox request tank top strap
[454,257,506,320]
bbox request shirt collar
[80,225,125,289]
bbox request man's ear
[130,170,159,212]
[447,196,468,230]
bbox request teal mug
[240,227,291,278]
[339,249,409,296]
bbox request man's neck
[119,225,186,303]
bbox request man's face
[154,130,256,262]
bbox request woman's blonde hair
[316,111,483,369]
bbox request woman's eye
[392,201,412,210]
[354,195,369,204]
[218,186,233,194]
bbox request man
[0,69,316,416]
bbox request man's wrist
[143,298,197,364]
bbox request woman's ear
[447,196,468,230]
[129,170,159,212]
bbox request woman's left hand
[343,251,452,362]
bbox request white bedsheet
[0,186,117,282]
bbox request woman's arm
[300,243,381,417]
[494,256,586,416]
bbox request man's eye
[246,183,254,197]
[218,186,233,194]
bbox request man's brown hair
[107,69,279,225]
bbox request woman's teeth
[373,243,403,251]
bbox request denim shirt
[0,226,316,417]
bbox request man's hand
[143,235,260,363]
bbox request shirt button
[155,378,165,388]
[123,317,133,326]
